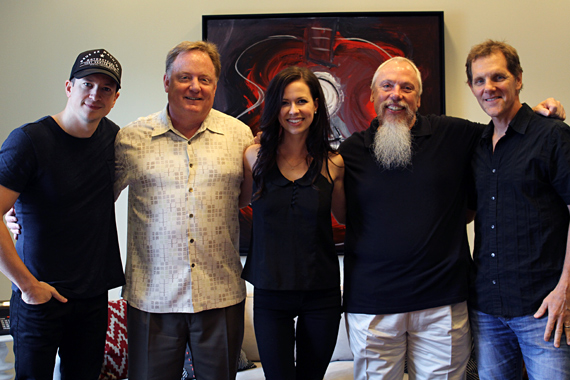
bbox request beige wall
[0,0,568,299]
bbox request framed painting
[202,12,445,254]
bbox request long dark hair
[252,66,334,198]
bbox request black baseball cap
[70,49,122,89]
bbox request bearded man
[338,57,563,380]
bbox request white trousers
[346,302,471,380]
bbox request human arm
[329,153,346,224]
[532,98,566,120]
[113,132,129,201]
[534,204,570,347]
[239,144,260,209]
[0,185,67,305]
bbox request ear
[110,92,120,109]
[515,73,523,93]
[163,73,170,93]
[64,80,73,98]
[314,98,319,113]
[416,95,421,109]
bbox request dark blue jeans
[253,287,342,380]
[10,290,108,380]
[470,308,570,380]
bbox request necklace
[279,151,307,168]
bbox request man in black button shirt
[467,40,570,379]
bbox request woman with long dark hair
[241,66,345,380]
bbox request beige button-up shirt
[115,107,252,313]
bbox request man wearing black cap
[0,49,125,379]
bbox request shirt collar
[271,160,316,187]
[481,103,532,142]
[150,105,225,140]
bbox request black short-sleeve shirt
[0,116,125,298]
[339,114,482,314]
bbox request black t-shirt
[339,114,482,314]
[0,116,125,298]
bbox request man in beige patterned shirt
[114,41,253,380]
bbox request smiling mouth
[287,118,303,124]
[184,96,201,101]
[84,102,103,109]
[386,104,405,111]
[484,96,501,102]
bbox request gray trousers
[127,301,245,380]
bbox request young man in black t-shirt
[0,49,125,380]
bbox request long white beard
[372,103,414,170]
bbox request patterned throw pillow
[99,299,128,380]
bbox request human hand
[253,132,262,145]
[4,207,20,241]
[534,283,570,347]
[533,98,566,120]
[21,281,67,305]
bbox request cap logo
[78,50,120,77]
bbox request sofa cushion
[99,299,128,380]
[330,312,353,361]
[242,294,260,361]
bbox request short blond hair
[165,41,221,80]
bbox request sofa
[59,253,478,380]
[92,289,358,380]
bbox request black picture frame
[202,12,445,254]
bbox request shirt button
[189,163,193,168]
[189,188,194,192]
[491,225,495,229]
[191,263,195,268]
[190,239,195,243]
[491,196,495,201]
[189,213,194,218]
[492,280,496,285]
[492,169,496,173]
[491,253,495,257]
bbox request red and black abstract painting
[202,12,445,253]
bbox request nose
[483,79,495,92]
[89,86,102,100]
[389,85,403,100]
[188,77,200,92]
[289,102,299,114]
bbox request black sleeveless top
[242,162,340,290]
